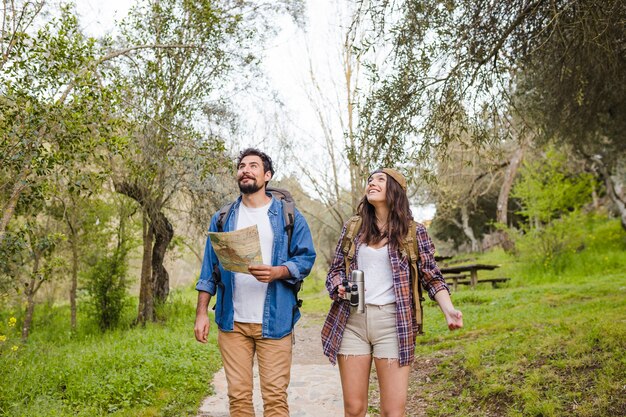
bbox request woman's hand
[434,290,463,331]
[444,309,463,330]
[337,284,346,299]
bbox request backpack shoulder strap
[266,186,296,255]
[216,201,234,232]
[266,186,302,306]
[404,219,420,275]
[404,219,424,334]
[341,215,362,276]
[281,199,296,250]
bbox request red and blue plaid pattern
[321,221,449,366]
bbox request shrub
[84,248,129,331]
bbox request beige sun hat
[380,168,407,191]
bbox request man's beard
[239,179,262,194]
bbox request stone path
[196,363,345,417]
[197,315,347,417]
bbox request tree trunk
[593,156,626,231]
[69,231,78,331]
[152,211,174,304]
[137,212,155,324]
[21,255,40,340]
[495,141,526,252]
[460,205,480,252]
[497,144,525,225]
[0,165,30,243]
[22,286,36,341]
[114,181,159,324]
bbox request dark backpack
[215,187,303,307]
[340,215,425,334]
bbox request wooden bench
[444,274,469,291]
[453,277,511,289]
[440,264,500,288]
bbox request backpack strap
[276,197,301,306]
[341,216,362,279]
[281,199,295,256]
[216,201,234,233]
[338,215,424,333]
[266,186,296,256]
[265,188,301,306]
[404,220,424,334]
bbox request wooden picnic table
[439,263,500,288]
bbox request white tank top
[233,201,274,323]
[357,244,396,305]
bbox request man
[194,148,316,417]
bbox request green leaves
[512,148,596,225]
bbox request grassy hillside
[402,218,626,417]
[412,271,625,417]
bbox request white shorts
[338,303,399,359]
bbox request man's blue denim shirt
[196,194,316,339]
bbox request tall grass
[511,215,626,284]
[0,289,221,417]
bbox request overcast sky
[73,0,334,148]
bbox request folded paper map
[208,225,263,273]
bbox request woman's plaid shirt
[321,221,450,366]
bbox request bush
[511,148,596,224]
[511,216,626,283]
[512,210,588,272]
[84,248,129,331]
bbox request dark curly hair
[236,148,275,182]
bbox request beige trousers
[218,322,292,417]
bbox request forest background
[1,0,624,416]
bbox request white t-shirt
[357,244,396,305]
[233,201,274,323]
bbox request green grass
[300,268,333,315]
[0,289,221,417]
[412,219,626,417]
[416,275,626,417]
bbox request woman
[321,168,463,417]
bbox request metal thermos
[351,270,365,314]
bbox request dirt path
[197,314,343,417]
[197,313,445,417]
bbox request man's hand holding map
[208,225,263,273]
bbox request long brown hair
[357,170,413,249]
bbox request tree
[427,136,508,252]
[0,0,45,69]
[111,0,304,324]
[0,5,121,243]
[48,169,114,331]
[352,0,626,229]
[277,1,386,252]
[510,146,597,264]
[83,197,134,332]
[517,0,626,229]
